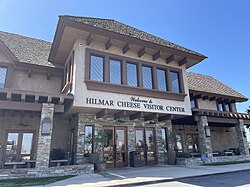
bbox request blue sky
[0,0,250,113]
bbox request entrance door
[103,127,127,168]
[135,127,156,166]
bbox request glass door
[135,127,156,166]
[103,127,127,168]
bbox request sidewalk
[42,163,250,187]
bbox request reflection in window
[186,134,199,153]
[224,103,231,112]
[116,130,125,151]
[90,55,104,82]
[170,71,180,93]
[161,128,167,152]
[104,129,113,151]
[176,134,183,152]
[127,63,138,87]
[6,133,19,161]
[217,102,223,111]
[135,130,143,149]
[0,67,7,88]
[21,133,33,155]
[142,66,153,89]
[109,59,121,85]
[190,94,197,108]
[157,69,167,91]
[84,126,93,154]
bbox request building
[0,15,249,177]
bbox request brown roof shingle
[187,72,248,101]
[0,31,54,67]
[62,15,206,58]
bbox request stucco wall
[12,69,62,93]
[197,99,217,110]
[0,50,11,63]
[71,39,192,116]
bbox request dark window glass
[109,59,121,85]
[170,71,181,93]
[142,66,153,89]
[217,102,223,111]
[176,134,183,152]
[0,67,7,88]
[127,63,138,87]
[84,126,94,154]
[157,69,167,91]
[90,55,104,82]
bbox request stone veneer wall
[75,113,171,165]
[177,155,250,166]
[36,103,54,169]
[0,164,94,180]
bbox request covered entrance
[135,127,156,165]
[103,126,127,168]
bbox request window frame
[85,48,186,101]
[89,53,105,82]
[84,125,94,155]
[109,58,122,85]
[142,65,153,89]
[156,68,168,91]
[170,70,182,93]
[126,62,139,87]
[0,62,13,89]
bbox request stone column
[235,119,249,155]
[36,103,54,169]
[127,124,135,166]
[197,116,213,158]
[155,121,167,164]
[165,120,175,151]
[76,113,86,164]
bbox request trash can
[130,151,142,167]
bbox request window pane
[176,134,183,152]
[224,103,230,112]
[161,128,167,152]
[6,133,19,161]
[157,69,167,91]
[109,59,121,84]
[142,66,153,89]
[218,103,223,111]
[21,133,33,155]
[170,71,180,93]
[84,126,93,154]
[135,130,143,149]
[0,67,7,88]
[90,55,104,82]
[127,63,138,87]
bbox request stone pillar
[166,120,175,151]
[127,124,135,166]
[155,121,168,164]
[36,103,54,169]
[76,113,85,164]
[197,116,213,158]
[235,119,249,155]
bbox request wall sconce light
[41,117,52,135]
[205,126,211,137]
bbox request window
[109,59,121,85]
[157,69,167,91]
[217,102,223,111]
[224,103,231,112]
[186,134,200,153]
[90,55,104,82]
[161,128,168,152]
[142,66,153,89]
[84,125,94,155]
[126,63,138,87]
[5,132,34,162]
[0,67,7,88]
[170,71,181,93]
[175,134,183,152]
[190,94,197,108]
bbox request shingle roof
[187,72,248,101]
[0,31,54,67]
[62,15,206,58]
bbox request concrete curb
[107,169,250,187]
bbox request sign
[85,97,186,113]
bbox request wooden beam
[145,113,159,121]
[158,114,173,122]
[230,99,236,104]
[209,96,216,101]
[166,54,175,64]
[217,97,223,102]
[202,95,209,100]
[114,110,127,120]
[86,33,93,46]
[130,112,144,120]
[123,42,130,54]
[178,57,188,66]
[153,50,161,61]
[194,94,201,99]
[138,46,147,57]
[96,109,108,119]
[105,38,113,50]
